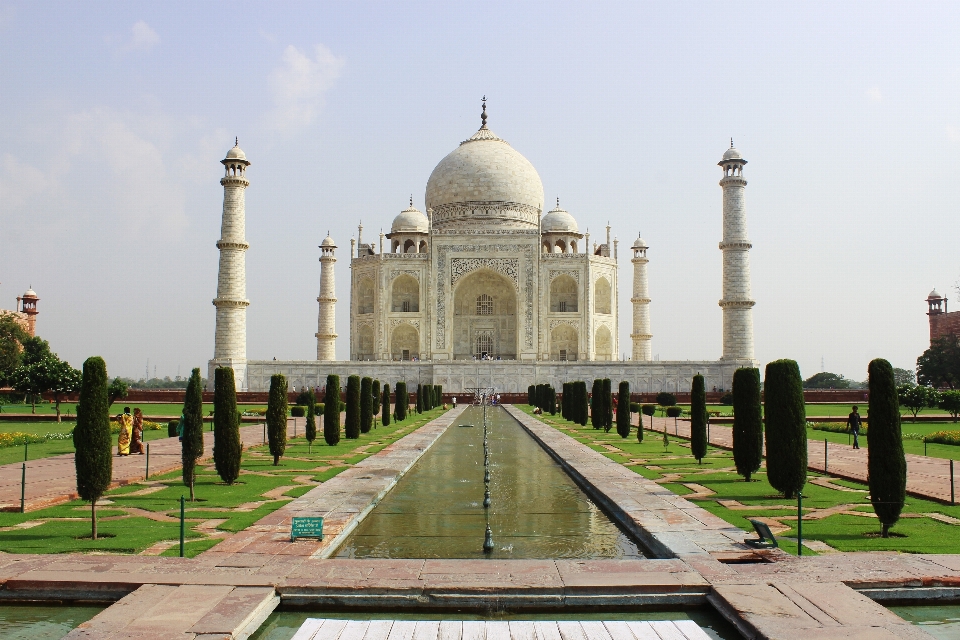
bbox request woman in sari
[131,408,145,455]
[117,407,132,456]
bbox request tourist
[452,396,457,408]
[131,408,145,455]
[117,407,133,456]
[177,412,185,442]
[847,405,862,450]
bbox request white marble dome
[391,204,429,234]
[722,145,742,161]
[225,143,247,161]
[425,123,544,229]
[929,289,942,299]
[321,234,336,248]
[541,205,578,233]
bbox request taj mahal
[208,100,757,393]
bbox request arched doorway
[550,274,578,312]
[356,324,374,360]
[452,269,517,359]
[594,325,612,361]
[391,275,419,312]
[595,277,612,314]
[550,324,578,361]
[391,324,419,361]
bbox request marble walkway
[646,415,958,503]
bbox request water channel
[335,405,644,559]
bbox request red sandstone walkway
[0,419,299,511]
[643,416,958,503]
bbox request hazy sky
[1,1,958,383]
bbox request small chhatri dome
[632,235,648,249]
[321,232,336,248]
[391,201,429,234]
[22,287,38,298]
[541,199,579,233]
[929,288,943,299]
[722,138,743,161]
[225,137,247,161]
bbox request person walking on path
[116,407,133,456]
[130,408,145,455]
[847,405,863,449]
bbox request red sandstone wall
[930,311,960,343]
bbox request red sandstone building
[0,287,39,337]
[927,289,960,343]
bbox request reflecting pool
[888,604,960,639]
[0,604,102,639]
[335,405,644,559]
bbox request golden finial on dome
[410,194,413,207]
[481,96,487,129]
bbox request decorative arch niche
[391,324,419,360]
[356,324,374,360]
[550,274,578,312]
[357,277,374,315]
[594,277,612,315]
[391,275,419,312]
[594,325,613,361]
[550,324,578,361]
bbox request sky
[1,1,958,383]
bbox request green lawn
[0,421,178,466]
[520,405,960,555]
[807,423,960,461]
[1,402,218,417]
[0,407,449,557]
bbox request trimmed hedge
[616,381,630,438]
[345,375,361,439]
[290,406,306,418]
[213,367,241,485]
[690,374,707,463]
[324,375,341,445]
[395,382,408,421]
[381,383,391,427]
[360,377,373,433]
[266,373,288,466]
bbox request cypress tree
[764,359,807,499]
[868,358,906,537]
[416,383,424,414]
[437,385,442,407]
[371,380,381,425]
[690,374,707,463]
[528,385,535,405]
[602,379,612,432]
[181,368,204,499]
[324,374,341,445]
[213,367,241,485]
[266,373,288,465]
[395,381,408,421]
[617,381,630,438]
[360,377,373,433]
[732,368,763,482]
[344,375,361,438]
[381,383,391,427]
[305,388,317,445]
[73,356,112,540]
[591,379,601,428]
[578,381,589,426]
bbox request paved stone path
[0,419,294,511]
[646,416,959,503]
[0,407,953,639]
[290,619,712,640]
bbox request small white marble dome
[391,204,429,234]
[321,234,336,248]
[632,236,647,249]
[722,145,742,161]
[22,288,37,298]
[425,125,544,224]
[929,288,942,299]
[225,143,247,161]
[541,205,578,233]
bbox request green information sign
[291,517,324,541]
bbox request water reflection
[336,406,643,558]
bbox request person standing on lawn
[117,407,133,455]
[847,405,862,449]
[131,407,145,454]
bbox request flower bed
[924,431,960,446]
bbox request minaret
[316,232,337,360]
[211,139,250,389]
[630,236,651,361]
[16,287,39,337]
[718,140,755,361]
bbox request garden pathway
[0,419,301,512]
[644,416,958,503]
